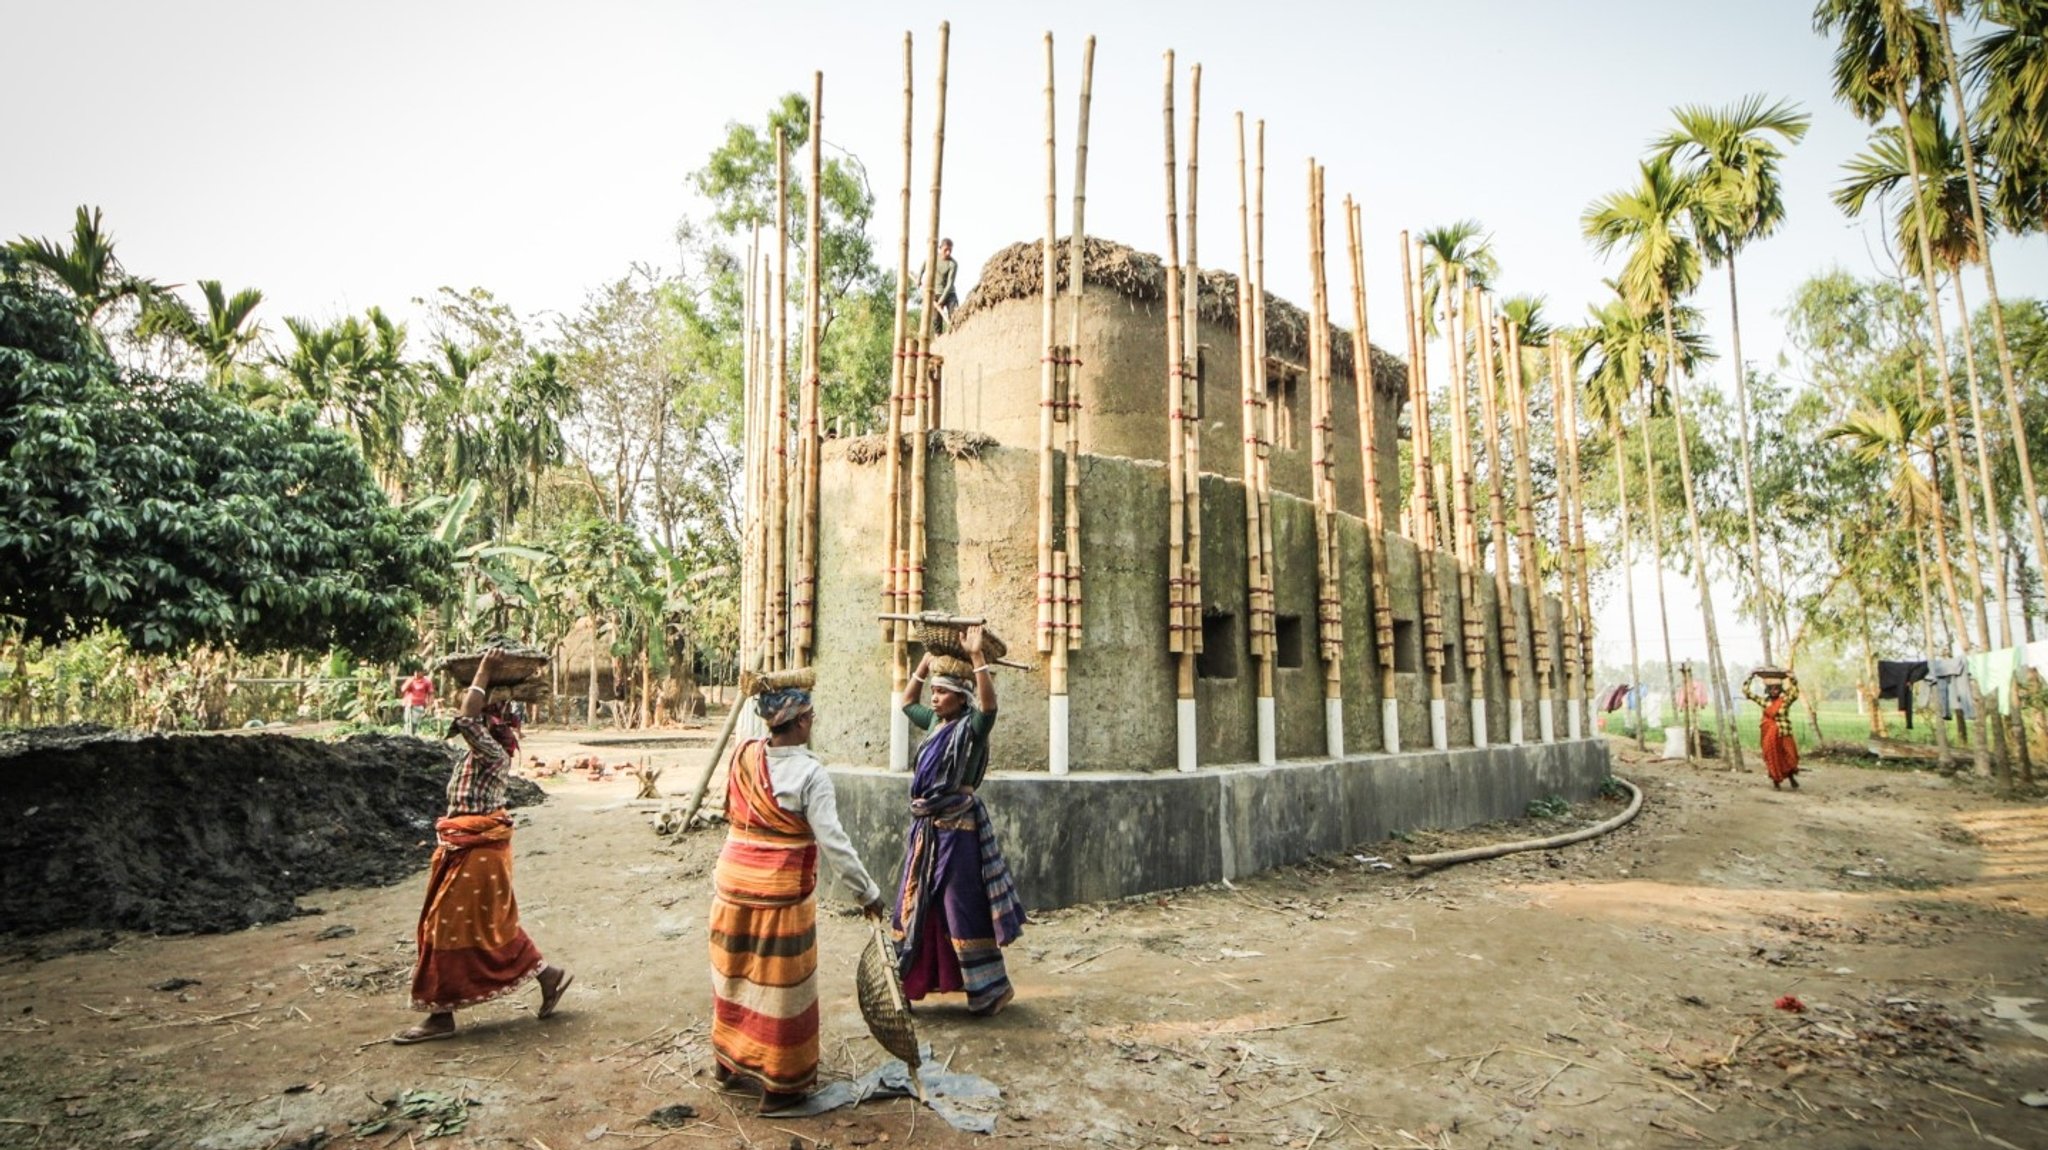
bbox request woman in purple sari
[892,627,1026,1016]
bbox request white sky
[9,0,2046,673]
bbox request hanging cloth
[1968,648,2023,717]
[1876,660,1929,729]
[1926,657,1977,721]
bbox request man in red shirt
[401,670,436,737]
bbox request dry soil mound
[0,729,544,939]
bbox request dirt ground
[2,726,2045,1150]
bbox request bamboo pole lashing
[765,128,791,672]
[1162,51,1189,661]
[1476,296,1518,716]
[1235,114,1268,685]
[1547,340,1579,710]
[909,21,950,626]
[1504,318,1549,696]
[1182,61,1204,658]
[1561,336,1593,717]
[1448,279,1484,684]
[1306,163,1341,680]
[1251,121,1277,682]
[1344,201,1396,710]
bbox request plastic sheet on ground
[762,1043,1000,1133]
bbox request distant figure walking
[893,628,1026,1016]
[1744,670,1801,790]
[709,686,884,1112]
[400,669,435,737]
[395,649,571,1043]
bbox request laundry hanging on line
[1876,660,1929,729]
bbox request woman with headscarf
[1743,670,1802,790]
[893,626,1027,1016]
[709,685,884,1112]
[395,648,572,1044]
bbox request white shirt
[763,744,882,907]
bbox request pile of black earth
[0,729,543,940]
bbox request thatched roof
[951,236,1408,399]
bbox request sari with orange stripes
[408,811,545,1012]
[709,740,821,1094]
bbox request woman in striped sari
[893,627,1027,1016]
[709,687,883,1112]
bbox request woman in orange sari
[395,649,572,1043]
[709,687,884,1112]
[1743,670,1801,790]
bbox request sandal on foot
[391,1024,457,1045]
[538,968,574,1019]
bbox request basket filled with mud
[439,643,551,700]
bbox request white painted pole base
[1177,698,1198,773]
[1430,699,1448,751]
[1469,697,1489,749]
[1381,698,1401,754]
[886,702,910,772]
[1325,697,1344,759]
[1256,696,1277,766]
[1509,706,1525,746]
[1048,693,1071,775]
[1538,700,1556,744]
[1566,699,1583,740]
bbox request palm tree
[275,309,416,490]
[1418,220,1498,338]
[1932,0,2048,641]
[6,205,160,331]
[1577,297,1653,751]
[1836,110,2020,780]
[1584,159,1744,770]
[1967,0,2048,235]
[1815,0,2008,784]
[1656,94,1811,665]
[137,280,265,389]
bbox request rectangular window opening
[1198,611,1239,680]
[1393,619,1419,673]
[1274,614,1305,669]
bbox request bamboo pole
[794,72,825,665]
[1183,63,1204,663]
[765,128,791,673]
[880,33,916,770]
[1401,232,1447,749]
[909,22,950,628]
[1345,199,1397,751]
[1063,35,1094,654]
[1447,278,1485,746]
[1252,122,1276,682]
[1560,335,1593,736]
[1161,51,1196,772]
[1037,33,1059,659]
[1504,318,1549,740]
[741,230,763,682]
[1548,336,1582,740]
[1310,166,1343,755]
[1475,295,1518,744]
[1236,113,1273,764]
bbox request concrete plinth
[829,736,1611,910]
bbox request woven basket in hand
[856,924,921,1072]
[913,618,1008,665]
[738,666,817,698]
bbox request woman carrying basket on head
[1743,669,1802,791]
[894,626,1027,1016]
[709,685,886,1113]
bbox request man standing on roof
[931,238,959,331]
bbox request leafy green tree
[1966,0,2048,234]
[1657,94,1810,663]
[271,308,417,490]
[0,265,449,660]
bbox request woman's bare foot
[537,965,573,1019]
[760,1089,809,1113]
[392,1013,456,1044]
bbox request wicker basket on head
[928,655,975,683]
[738,666,817,698]
[856,924,922,1085]
[439,644,551,689]
[913,618,1008,665]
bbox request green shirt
[902,703,996,790]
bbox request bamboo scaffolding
[1344,200,1397,750]
[1161,51,1196,770]
[882,33,914,658]
[1546,338,1578,734]
[1504,318,1550,734]
[1182,63,1204,660]
[1037,33,1059,658]
[909,22,951,626]
[1307,164,1342,718]
[794,72,824,665]
[766,128,791,672]
[1062,35,1094,652]
[1252,122,1277,681]
[1475,295,1518,742]
[1235,113,1272,760]
[1448,279,1484,745]
[1558,334,1593,734]
[1401,233,1447,748]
